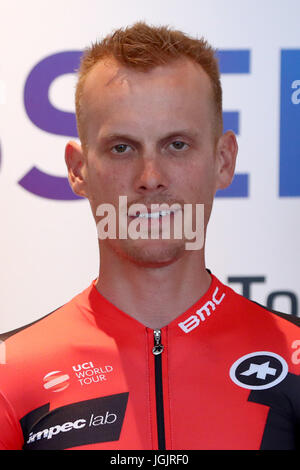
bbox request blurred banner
[0,0,299,331]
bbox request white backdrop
[1,0,299,332]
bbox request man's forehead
[84,57,130,89]
[79,55,216,144]
[82,56,212,99]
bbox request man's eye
[170,141,188,151]
[112,144,131,154]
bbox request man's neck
[95,247,211,329]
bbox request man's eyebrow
[99,133,140,145]
[98,129,200,145]
[162,130,200,140]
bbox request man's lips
[127,200,183,219]
[127,208,181,219]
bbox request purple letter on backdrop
[20,51,82,200]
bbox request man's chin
[108,238,187,268]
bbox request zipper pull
[152,329,164,355]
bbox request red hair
[75,22,223,147]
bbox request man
[0,22,299,450]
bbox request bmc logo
[1,49,298,199]
[178,287,226,333]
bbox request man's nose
[134,157,168,194]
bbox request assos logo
[21,392,129,450]
[229,351,288,390]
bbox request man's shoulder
[226,280,300,329]
[249,299,300,327]
[0,306,63,343]
[0,283,97,415]
[0,302,75,361]
[0,282,94,347]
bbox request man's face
[67,57,237,267]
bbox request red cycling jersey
[0,272,299,450]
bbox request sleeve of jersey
[0,390,24,450]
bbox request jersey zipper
[152,329,166,450]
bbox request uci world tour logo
[229,351,288,390]
[43,371,70,392]
[43,362,114,391]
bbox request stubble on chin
[104,238,187,268]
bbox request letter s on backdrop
[20,51,83,200]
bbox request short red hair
[75,21,223,147]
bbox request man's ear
[215,130,238,191]
[65,141,88,198]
